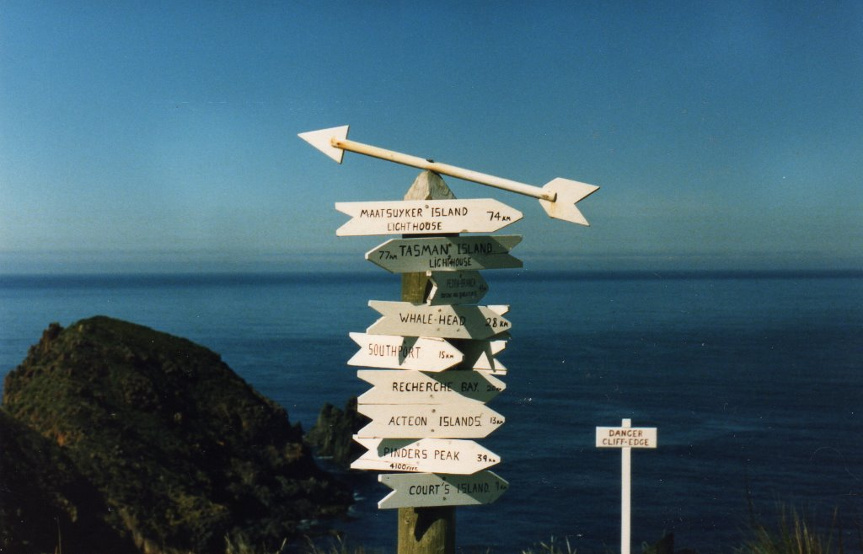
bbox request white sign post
[595,419,658,554]
[357,369,505,405]
[347,333,464,372]
[304,124,600,553]
[378,471,509,509]
[366,301,511,340]
[351,436,501,474]
[366,235,523,273]
[428,271,489,305]
[335,198,523,236]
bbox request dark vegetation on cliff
[1,316,352,554]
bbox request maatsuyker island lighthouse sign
[300,125,606,553]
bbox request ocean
[1,270,861,553]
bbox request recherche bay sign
[357,369,505,405]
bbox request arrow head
[298,125,349,163]
[538,178,599,225]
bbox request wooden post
[398,170,456,554]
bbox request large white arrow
[299,125,599,225]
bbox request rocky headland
[1,316,353,554]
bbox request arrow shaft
[334,137,555,202]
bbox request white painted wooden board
[351,436,501,474]
[366,235,522,273]
[377,471,509,509]
[460,339,508,373]
[595,427,658,448]
[367,301,511,340]
[335,198,522,236]
[357,402,505,439]
[347,333,462,372]
[357,369,505,405]
[427,271,489,305]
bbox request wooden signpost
[427,271,489,305]
[378,471,508,509]
[348,333,463,372]
[357,402,505,439]
[366,300,511,340]
[357,369,505,405]
[366,235,523,273]
[351,437,501,474]
[336,198,522,236]
[596,419,658,554]
[302,125,599,554]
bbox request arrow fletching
[538,178,600,226]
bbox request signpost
[366,300,511,340]
[366,235,523,273]
[301,124,600,554]
[351,437,501,474]
[348,333,463,372]
[336,198,522,236]
[378,471,508,509]
[427,271,489,305]
[357,369,505,405]
[357,402,505,439]
[596,419,658,554]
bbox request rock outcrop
[305,397,368,469]
[1,316,352,554]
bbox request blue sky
[1,1,861,273]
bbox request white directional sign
[378,471,509,509]
[357,370,506,405]
[300,125,599,225]
[351,436,501,474]
[428,271,489,305]
[461,339,508,373]
[367,301,511,340]
[335,198,522,236]
[366,235,522,273]
[357,402,505,439]
[595,426,658,449]
[347,333,463,372]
